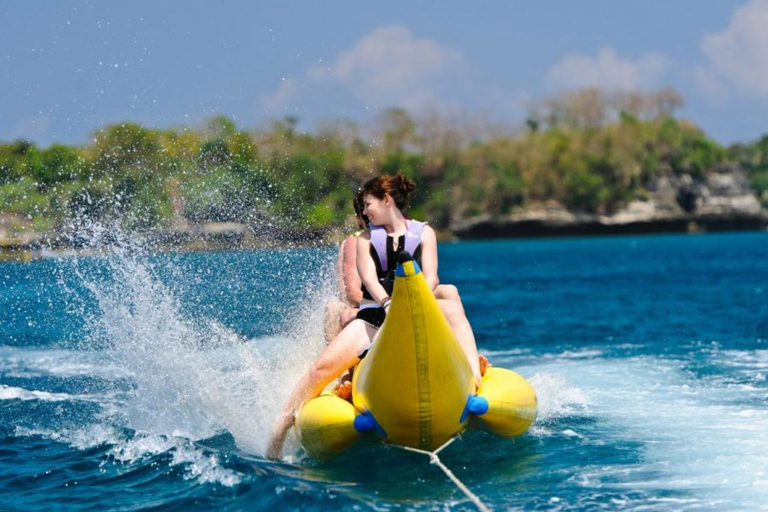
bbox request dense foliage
[1,89,765,238]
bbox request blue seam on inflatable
[395,260,421,277]
[460,395,489,423]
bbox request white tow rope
[394,436,492,512]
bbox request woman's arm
[335,240,346,299]
[419,225,440,291]
[341,236,363,306]
[357,233,390,303]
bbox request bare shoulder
[422,225,437,242]
[357,232,371,251]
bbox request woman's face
[362,194,389,226]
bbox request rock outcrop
[3,167,765,252]
[453,167,767,238]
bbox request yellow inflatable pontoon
[296,252,537,459]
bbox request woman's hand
[266,412,295,460]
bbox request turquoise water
[2,232,768,511]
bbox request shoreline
[452,213,768,239]
[2,214,767,262]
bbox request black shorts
[356,307,386,328]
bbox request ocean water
[2,232,768,511]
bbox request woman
[325,190,463,343]
[267,174,481,459]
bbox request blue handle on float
[353,411,387,437]
[395,251,421,277]
[460,395,489,423]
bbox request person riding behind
[323,192,368,342]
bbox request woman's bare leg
[325,302,360,344]
[435,284,461,306]
[267,319,376,459]
[323,300,344,343]
[339,307,359,330]
[437,299,482,386]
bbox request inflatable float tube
[296,252,537,459]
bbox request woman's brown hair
[362,173,417,210]
[352,188,368,225]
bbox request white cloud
[691,65,729,107]
[308,25,468,108]
[698,0,768,100]
[259,25,476,114]
[256,25,545,122]
[259,77,299,113]
[546,47,671,91]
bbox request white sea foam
[528,372,590,421]
[522,354,768,511]
[0,384,103,403]
[107,433,243,486]
[482,347,532,358]
[0,347,127,379]
[14,424,122,450]
[718,349,768,368]
[170,441,242,486]
[14,424,243,486]
[544,349,604,360]
[107,432,178,462]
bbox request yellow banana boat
[296,253,537,459]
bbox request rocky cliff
[3,167,766,253]
[453,167,767,238]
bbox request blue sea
[2,232,768,511]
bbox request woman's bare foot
[333,380,352,401]
[479,354,491,377]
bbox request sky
[2,0,768,147]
